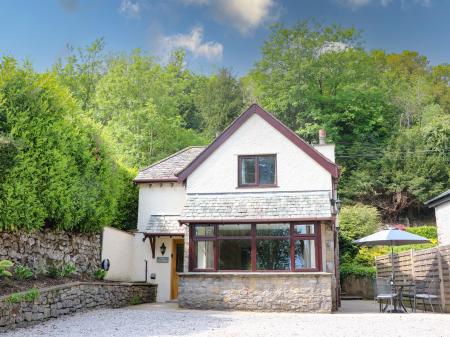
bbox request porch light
[160,243,167,256]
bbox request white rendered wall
[102,227,181,302]
[186,113,333,193]
[137,183,186,231]
[436,202,450,246]
[313,144,335,163]
[101,227,135,282]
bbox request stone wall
[178,272,332,313]
[0,230,101,274]
[341,276,374,299]
[0,282,157,332]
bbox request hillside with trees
[0,21,449,232]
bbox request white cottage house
[102,104,340,312]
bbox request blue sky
[0,0,449,76]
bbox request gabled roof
[176,104,339,181]
[134,146,205,183]
[425,189,450,208]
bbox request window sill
[180,271,331,276]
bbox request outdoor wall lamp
[160,243,166,256]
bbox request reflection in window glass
[294,224,315,235]
[219,240,251,270]
[256,223,290,236]
[218,224,251,236]
[195,225,214,237]
[258,156,276,185]
[294,240,316,269]
[256,239,290,270]
[241,157,256,184]
[196,241,214,269]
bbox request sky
[0,0,449,76]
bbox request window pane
[258,156,275,185]
[256,223,290,236]
[294,224,315,235]
[256,239,290,270]
[294,240,316,269]
[240,157,256,184]
[218,224,251,236]
[219,240,251,270]
[196,241,214,269]
[195,225,214,237]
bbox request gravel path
[3,302,450,337]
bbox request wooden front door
[170,239,184,299]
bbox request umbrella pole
[391,242,395,283]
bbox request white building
[426,190,450,246]
[102,104,341,312]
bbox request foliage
[195,68,245,137]
[47,264,76,279]
[0,259,14,277]
[7,288,40,304]
[339,204,381,241]
[129,295,142,305]
[93,269,107,280]
[0,58,129,232]
[340,263,376,281]
[14,265,33,280]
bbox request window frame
[237,154,277,188]
[189,222,322,272]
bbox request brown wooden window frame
[238,154,277,188]
[189,222,322,272]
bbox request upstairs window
[238,155,276,187]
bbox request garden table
[390,282,415,313]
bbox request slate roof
[145,215,184,234]
[180,191,333,222]
[425,189,450,208]
[134,146,205,182]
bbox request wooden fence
[375,244,450,311]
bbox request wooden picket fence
[375,244,450,312]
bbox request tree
[339,204,381,240]
[196,68,244,137]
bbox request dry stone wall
[0,282,157,332]
[0,230,101,274]
[178,272,332,312]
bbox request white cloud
[161,26,223,61]
[181,0,279,35]
[339,0,432,9]
[119,0,141,18]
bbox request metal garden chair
[415,278,442,313]
[375,278,398,313]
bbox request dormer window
[238,154,277,187]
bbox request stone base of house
[178,272,332,313]
[0,282,157,332]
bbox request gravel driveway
[3,302,450,337]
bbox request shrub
[340,263,376,281]
[339,204,381,240]
[0,259,14,277]
[47,264,76,278]
[93,269,107,280]
[14,265,33,280]
[129,295,142,305]
[7,288,40,304]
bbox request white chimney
[314,129,335,163]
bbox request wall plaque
[157,257,169,263]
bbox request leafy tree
[339,204,381,241]
[195,68,244,137]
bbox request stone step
[341,295,364,300]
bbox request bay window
[190,223,321,272]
